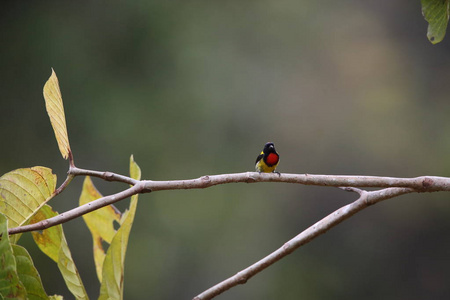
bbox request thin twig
[338,186,364,194]
[69,166,138,185]
[193,187,414,300]
[53,174,75,196]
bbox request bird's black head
[263,142,276,154]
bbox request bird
[255,142,280,173]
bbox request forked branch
[6,170,450,300]
[8,171,450,236]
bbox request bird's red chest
[266,153,279,166]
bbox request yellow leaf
[43,69,71,160]
[31,205,89,300]
[80,176,121,282]
[0,167,57,244]
[99,156,141,300]
[129,155,141,182]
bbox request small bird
[255,142,280,173]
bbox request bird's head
[263,142,276,154]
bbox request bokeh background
[2,1,450,299]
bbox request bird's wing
[255,152,264,165]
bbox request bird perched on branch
[255,142,280,173]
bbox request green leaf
[79,177,121,282]
[43,69,71,160]
[0,213,27,299]
[12,245,49,300]
[422,0,450,44]
[0,167,57,244]
[98,156,141,300]
[31,205,89,300]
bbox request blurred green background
[2,1,450,299]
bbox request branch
[6,170,450,298]
[141,172,450,192]
[69,166,138,185]
[8,184,143,235]
[193,186,414,300]
[53,174,75,196]
[7,172,450,235]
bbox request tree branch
[8,184,143,235]
[142,172,450,192]
[7,172,450,236]
[6,170,450,298]
[53,174,75,196]
[69,166,138,185]
[193,186,414,300]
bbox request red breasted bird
[255,142,280,173]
